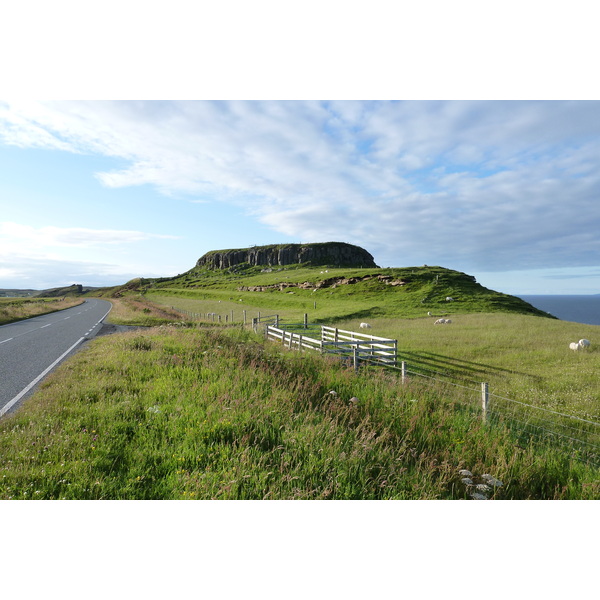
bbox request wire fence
[262,316,600,469]
[167,307,599,468]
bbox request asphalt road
[0,298,112,417]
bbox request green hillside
[140,263,552,323]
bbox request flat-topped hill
[195,242,378,270]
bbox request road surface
[0,298,112,417]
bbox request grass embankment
[146,264,551,322]
[104,294,186,327]
[0,297,85,326]
[1,324,598,499]
[149,294,600,422]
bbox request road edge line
[0,336,86,418]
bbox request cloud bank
[1,100,599,273]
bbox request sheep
[434,318,452,325]
[446,297,454,302]
[570,339,591,350]
[359,322,372,329]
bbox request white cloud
[1,100,600,275]
[0,222,178,249]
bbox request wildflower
[470,492,488,500]
[482,474,503,487]
[348,397,359,405]
[476,484,492,493]
[459,469,473,477]
[328,390,337,397]
[461,477,473,486]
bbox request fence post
[298,334,303,350]
[481,382,489,422]
[303,313,308,329]
[243,310,247,325]
[401,361,407,384]
[335,328,339,343]
[275,315,279,328]
[353,346,359,372]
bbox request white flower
[470,492,488,500]
[461,477,473,485]
[458,469,473,477]
[328,390,338,397]
[476,484,492,493]
[147,405,161,413]
[482,474,503,487]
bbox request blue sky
[1,99,600,294]
[1,2,600,296]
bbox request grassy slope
[146,264,552,321]
[1,265,598,499]
[1,324,597,499]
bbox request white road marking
[40,324,51,329]
[0,338,13,345]
[0,337,86,418]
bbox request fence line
[398,362,600,468]
[167,306,599,467]
[265,324,398,370]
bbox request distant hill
[142,243,554,320]
[0,289,38,298]
[1,285,102,298]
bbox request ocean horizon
[518,295,600,326]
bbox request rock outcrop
[196,242,379,270]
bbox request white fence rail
[265,324,397,370]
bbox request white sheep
[446,297,454,302]
[569,342,579,351]
[434,318,446,324]
[359,322,372,329]
[579,339,591,348]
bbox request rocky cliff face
[196,242,378,270]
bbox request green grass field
[1,323,598,499]
[2,264,598,499]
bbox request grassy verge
[1,324,597,499]
[0,297,84,325]
[104,294,187,326]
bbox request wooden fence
[265,324,397,370]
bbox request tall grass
[0,297,84,325]
[1,325,597,499]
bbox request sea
[518,295,600,326]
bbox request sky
[1,2,600,296]
[2,99,600,295]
